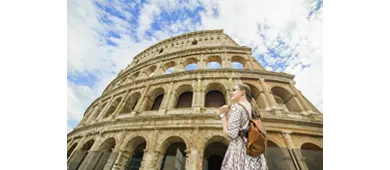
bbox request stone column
[140,129,160,170]
[160,82,174,114]
[281,130,303,170]
[198,54,206,69]
[222,52,231,69]
[111,149,134,170]
[131,85,150,115]
[258,79,277,109]
[289,83,313,114]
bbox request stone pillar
[289,83,313,114]
[198,54,206,69]
[281,130,303,170]
[131,85,150,115]
[222,52,231,69]
[111,149,134,170]
[160,82,174,114]
[140,129,160,170]
[258,79,277,109]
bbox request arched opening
[163,61,176,74]
[145,65,157,76]
[144,88,165,111]
[93,138,116,170]
[120,92,141,114]
[203,142,228,170]
[176,92,193,108]
[206,62,221,69]
[205,83,226,108]
[231,56,246,69]
[271,87,302,112]
[265,140,294,170]
[67,143,78,158]
[206,56,222,69]
[120,137,147,170]
[151,94,164,110]
[174,85,193,109]
[244,83,266,109]
[67,139,95,170]
[159,136,187,170]
[184,57,198,71]
[103,97,122,118]
[82,140,95,151]
[130,72,140,81]
[300,143,323,170]
[185,63,197,70]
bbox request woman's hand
[219,105,230,115]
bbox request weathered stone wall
[67,29,322,170]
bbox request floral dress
[221,101,267,170]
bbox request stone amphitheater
[67,29,323,170]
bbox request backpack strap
[237,102,251,122]
[237,102,251,143]
[237,102,267,137]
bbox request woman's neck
[236,97,247,103]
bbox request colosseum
[67,29,323,170]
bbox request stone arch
[103,97,123,118]
[231,55,246,69]
[90,137,117,170]
[183,57,198,71]
[143,87,165,111]
[297,139,323,149]
[98,137,116,152]
[145,65,157,76]
[203,135,229,170]
[205,83,227,108]
[67,139,96,170]
[130,71,140,81]
[119,92,141,114]
[242,82,267,109]
[81,139,95,151]
[163,61,176,74]
[271,86,302,112]
[174,84,194,108]
[119,136,148,170]
[206,55,222,69]
[266,140,294,170]
[265,138,284,148]
[67,142,78,158]
[157,135,189,170]
[299,142,323,170]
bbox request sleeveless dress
[221,101,267,170]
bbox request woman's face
[230,85,245,102]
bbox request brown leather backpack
[237,103,267,157]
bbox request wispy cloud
[68,0,323,132]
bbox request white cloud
[67,0,323,132]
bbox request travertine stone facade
[67,29,323,170]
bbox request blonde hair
[235,83,261,119]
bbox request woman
[219,84,267,170]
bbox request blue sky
[68,0,323,132]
